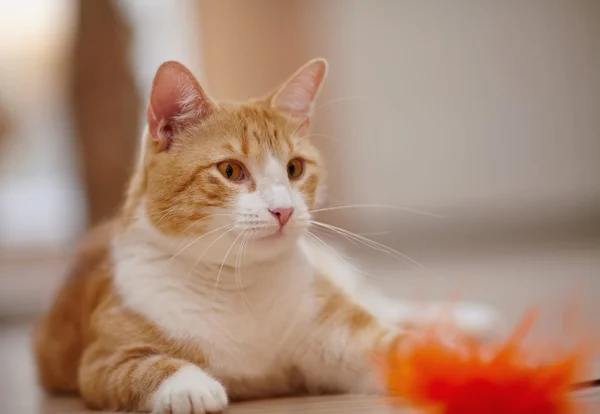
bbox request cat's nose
[269,207,294,227]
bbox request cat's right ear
[146,61,215,151]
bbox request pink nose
[269,207,294,227]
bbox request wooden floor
[1,243,599,413]
[0,322,407,413]
[19,395,407,414]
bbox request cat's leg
[365,294,504,339]
[299,323,402,395]
[305,242,503,341]
[298,276,505,395]
[296,277,405,395]
[327,269,504,339]
[78,342,228,413]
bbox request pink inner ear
[272,59,327,119]
[147,61,212,149]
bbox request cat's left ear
[270,58,328,126]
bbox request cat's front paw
[150,365,228,414]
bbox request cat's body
[110,206,389,400]
[36,216,391,411]
[35,59,499,413]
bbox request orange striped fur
[33,59,460,413]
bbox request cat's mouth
[238,221,307,242]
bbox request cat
[34,58,501,413]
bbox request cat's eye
[217,161,245,182]
[287,158,304,180]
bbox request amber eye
[287,158,304,180]
[217,161,245,182]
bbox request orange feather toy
[378,309,595,414]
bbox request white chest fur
[112,220,319,385]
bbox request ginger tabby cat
[34,59,499,413]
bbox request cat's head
[129,59,327,259]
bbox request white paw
[427,302,502,339]
[393,301,504,339]
[150,365,228,414]
[434,301,504,339]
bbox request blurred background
[0,0,598,410]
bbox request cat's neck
[112,203,313,293]
[110,205,316,343]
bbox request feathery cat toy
[379,309,597,414]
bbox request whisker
[236,231,257,315]
[168,213,236,255]
[306,230,384,280]
[309,204,441,218]
[235,231,251,288]
[153,210,234,230]
[179,213,236,234]
[209,228,248,317]
[321,224,390,255]
[170,223,235,262]
[234,232,247,292]
[309,220,442,280]
[152,205,179,227]
[288,115,307,138]
[358,230,392,237]
[312,95,371,115]
[187,226,239,275]
[309,225,388,268]
[310,224,361,249]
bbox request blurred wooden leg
[71,0,140,227]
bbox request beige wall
[198,0,308,100]
[336,1,600,210]
[198,1,600,244]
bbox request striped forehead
[226,109,295,162]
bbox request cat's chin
[252,226,304,243]
[260,231,285,241]
[255,230,291,242]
